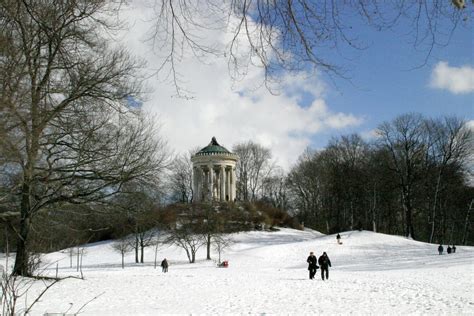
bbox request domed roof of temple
[195,137,233,156]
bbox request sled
[217,260,229,268]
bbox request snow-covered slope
[5,229,474,315]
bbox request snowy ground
[2,229,474,315]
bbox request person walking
[438,244,443,255]
[447,245,452,254]
[336,234,342,244]
[452,245,456,253]
[318,252,332,281]
[161,258,169,273]
[306,251,318,280]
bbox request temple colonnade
[191,137,238,202]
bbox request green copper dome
[195,137,232,156]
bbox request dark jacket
[318,254,332,268]
[307,255,317,269]
[161,259,168,268]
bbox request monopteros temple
[191,137,238,202]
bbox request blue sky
[120,2,473,170]
[304,16,473,148]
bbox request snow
[3,229,474,315]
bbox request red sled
[218,260,229,268]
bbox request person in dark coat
[438,244,443,255]
[306,251,318,280]
[452,245,456,253]
[336,234,342,244]
[161,258,169,273]
[447,245,452,254]
[318,252,332,281]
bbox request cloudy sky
[118,2,473,170]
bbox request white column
[226,169,232,201]
[203,168,208,201]
[192,167,197,202]
[196,167,202,202]
[231,166,237,202]
[225,168,230,201]
[220,165,225,201]
[208,164,214,201]
[228,167,232,202]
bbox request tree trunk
[405,205,414,239]
[140,238,144,263]
[5,226,9,274]
[79,250,84,278]
[462,200,472,245]
[135,235,139,263]
[372,183,377,233]
[191,250,196,263]
[121,252,125,269]
[350,200,354,231]
[76,247,80,272]
[12,183,32,276]
[154,243,159,269]
[185,248,192,263]
[429,171,442,243]
[206,234,211,260]
[402,188,415,239]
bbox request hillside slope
[5,229,474,315]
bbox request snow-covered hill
[4,229,474,315]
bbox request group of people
[306,251,332,280]
[306,234,340,280]
[438,244,456,255]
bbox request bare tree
[1,265,60,315]
[425,117,472,243]
[0,0,169,276]
[167,150,196,203]
[377,113,428,239]
[212,234,234,264]
[167,225,206,263]
[149,1,470,95]
[261,168,288,210]
[165,206,209,263]
[327,134,370,231]
[286,149,325,229]
[462,199,473,245]
[153,230,166,269]
[112,238,133,269]
[113,188,162,264]
[233,141,274,201]
[136,229,157,264]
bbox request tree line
[287,114,472,245]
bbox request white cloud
[117,2,363,170]
[466,120,474,130]
[359,129,379,141]
[430,61,474,94]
